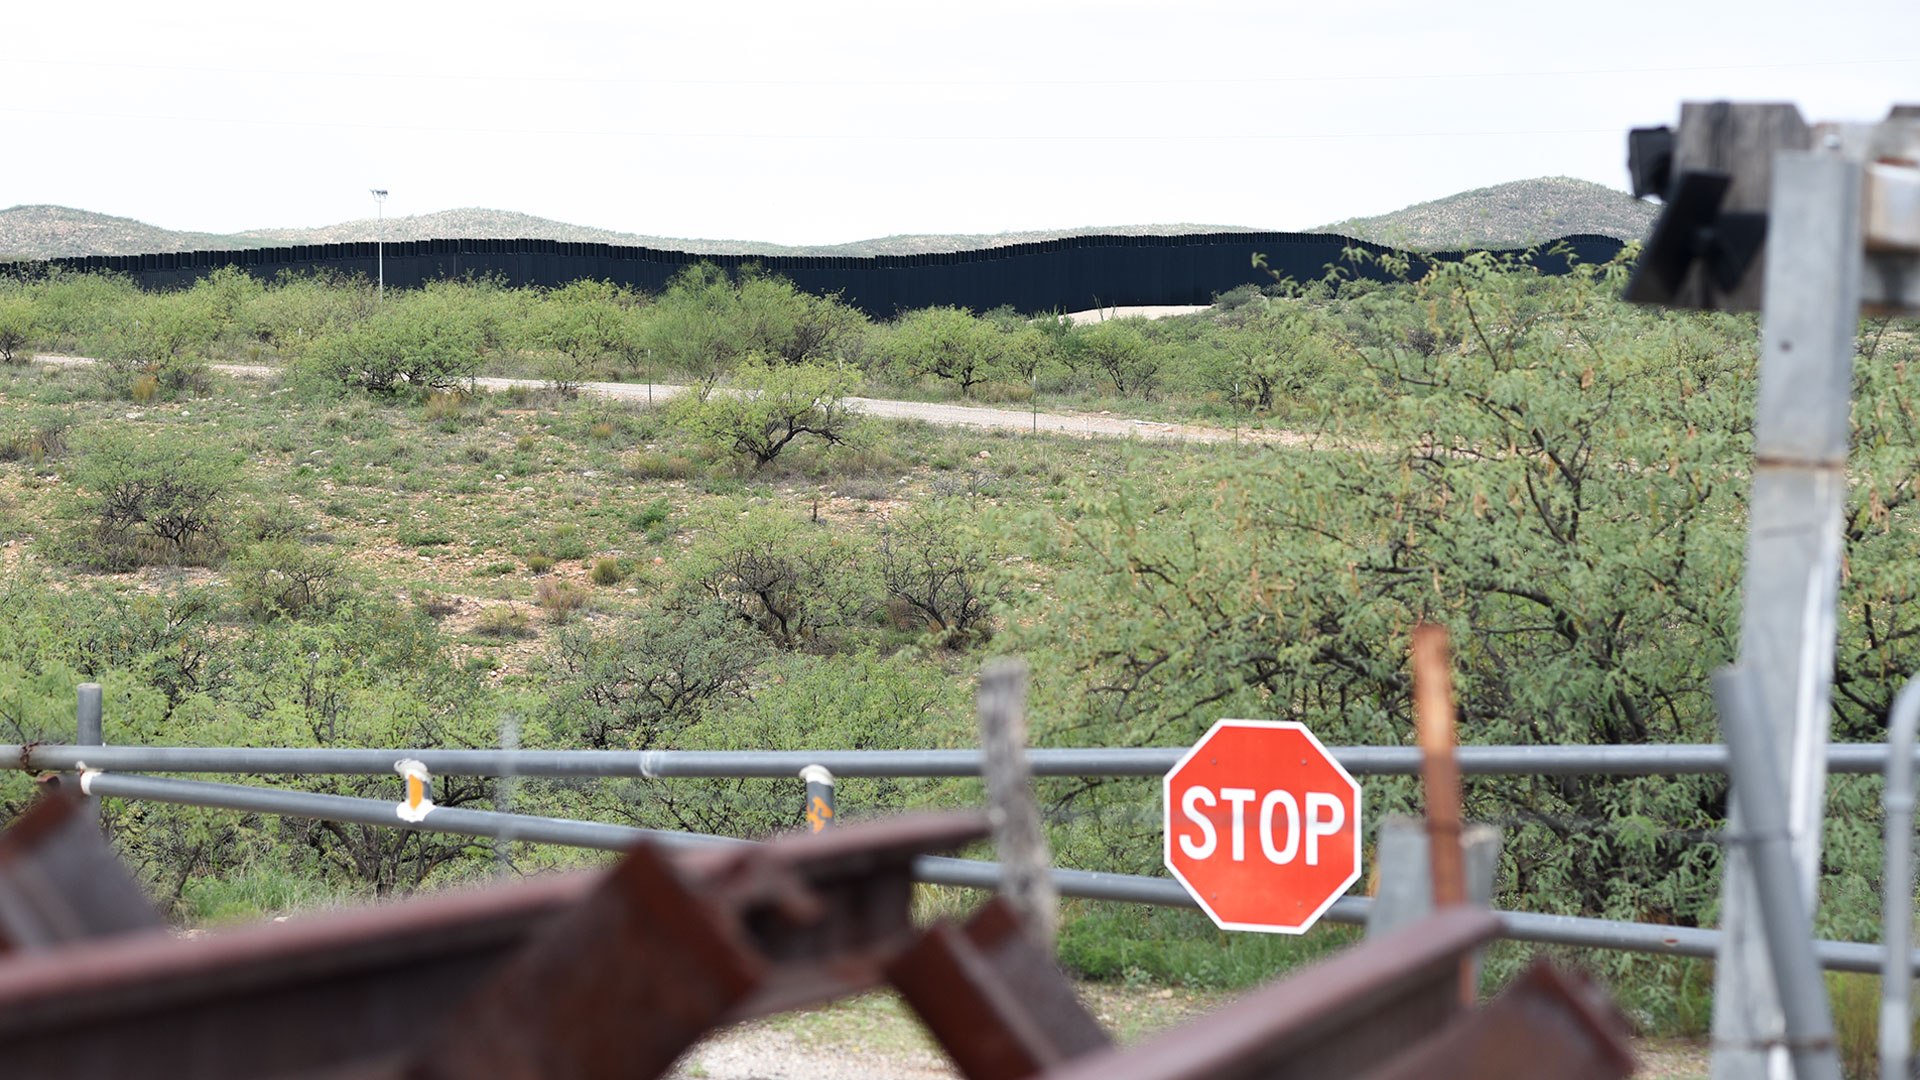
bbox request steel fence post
[1710,145,1864,1080]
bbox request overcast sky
[5,1,1914,245]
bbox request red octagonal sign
[1163,720,1362,934]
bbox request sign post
[1163,720,1362,934]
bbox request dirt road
[35,356,1311,447]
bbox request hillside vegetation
[0,258,1914,1057]
[3,177,1644,260]
[1308,177,1657,249]
[0,205,268,261]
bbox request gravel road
[33,356,1310,447]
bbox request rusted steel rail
[0,792,1637,1080]
[1036,908,1500,1080]
[0,788,162,951]
[0,813,996,1080]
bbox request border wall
[9,232,1629,317]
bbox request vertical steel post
[1716,668,1844,1080]
[76,683,103,749]
[495,712,520,872]
[800,765,836,833]
[1710,148,1865,1080]
[978,658,1056,952]
[1880,673,1920,1080]
[75,682,103,819]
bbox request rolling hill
[1,177,1653,262]
[1306,177,1656,250]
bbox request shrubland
[0,253,1916,1047]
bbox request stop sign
[1163,720,1362,934]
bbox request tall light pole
[370,189,388,301]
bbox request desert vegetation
[0,253,1915,1055]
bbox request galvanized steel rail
[58,770,1920,977]
[12,741,1920,778]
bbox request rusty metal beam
[1036,907,1500,1080]
[0,814,986,1080]
[1353,961,1636,1080]
[890,899,1110,1080]
[0,786,162,953]
[407,812,989,1080]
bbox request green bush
[302,287,484,392]
[62,430,241,569]
[0,409,70,465]
[547,600,765,750]
[591,557,623,585]
[0,294,38,364]
[95,289,217,399]
[680,506,875,649]
[878,306,1010,396]
[876,502,998,643]
[1075,320,1160,398]
[641,263,866,386]
[230,541,351,621]
[667,359,860,467]
[528,278,645,390]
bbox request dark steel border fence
[2,232,1629,317]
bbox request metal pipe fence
[63,770,1920,976]
[13,741,1920,779]
[18,694,1920,980]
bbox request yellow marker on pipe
[395,759,435,822]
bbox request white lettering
[1179,786,1217,859]
[1306,792,1346,866]
[1259,790,1300,864]
[1220,788,1256,861]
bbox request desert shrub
[62,431,240,569]
[680,506,874,649]
[0,410,70,465]
[188,266,266,345]
[641,264,866,386]
[627,450,699,481]
[230,541,351,621]
[878,306,1009,396]
[245,269,376,355]
[94,289,217,399]
[0,294,38,364]
[528,278,646,391]
[235,501,312,543]
[591,557,623,585]
[667,359,860,467]
[876,503,999,643]
[302,286,484,392]
[525,555,555,574]
[534,578,589,623]
[1074,319,1159,397]
[546,600,767,750]
[635,648,957,836]
[473,605,533,639]
[545,524,589,561]
[413,591,460,618]
[18,270,138,349]
[1197,302,1335,413]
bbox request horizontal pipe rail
[68,771,1920,976]
[13,742,1920,779]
